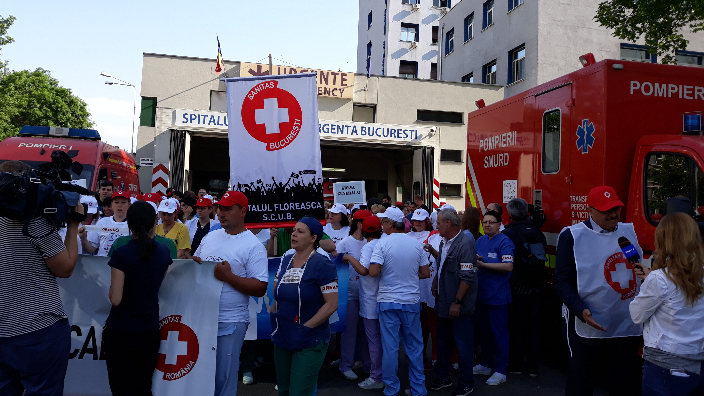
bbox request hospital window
[483,0,494,29]
[542,109,561,174]
[430,63,438,80]
[644,153,704,225]
[464,13,474,42]
[509,0,522,11]
[432,26,439,45]
[401,23,419,42]
[509,45,525,84]
[440,149,463,162]
[483,60,497,84]
[399,61,418,78]
[140,97,157,127]
[417,109,464,124]
[368,11,373,29]
[445,28,454,55]
[675,50,704,67]
[366,41,373,74]
[620,44,656,63]
[403,0,420,4]
[353,105,376,123]
[433,0,450,7]
[462,72,474,83]
[440,183,462,197]
[210,90,227,112]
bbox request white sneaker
[330,359,340,367]
[358,377,384,390]
[342,369,358,380]
[242,371,254,385]
[352,360,363,370]
[473,364,492,376]
[486,372,507,386]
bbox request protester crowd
[1,163,703,396]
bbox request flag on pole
[215,35,223,74]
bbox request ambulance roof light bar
[579,53,596,67]
[683,112,703,135]
[19,125,102,140]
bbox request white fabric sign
[58,256,222,396]
[333,181,366,204]
[223,73,325,226]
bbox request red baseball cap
[216,191,248,209]
[142,193,162,203]
[353,209,373,220]
[195,197,213,207]
[587,185,624,212]
[111,190,131,200]
[362,216,381,232]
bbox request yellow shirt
[156,222,191,251]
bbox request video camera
[0,150,95,237]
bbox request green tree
[595,0,704,64]
[0,14,16,75]
[0,68,94,141]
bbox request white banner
[58,256,222,396]
[333,181,366,204]
[223,73,325,226]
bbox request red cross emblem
[241,81,303,151]
[155,315,200,381]
[603,252,637,300]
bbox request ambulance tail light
[19,126,101,140]
[579,53,596,67]
[683,112,703,135]
[475,99,486,109]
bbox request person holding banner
[369,207,431,396]
[81,190,132,256]
[193,191,268,396]
[271,216,339,396]
[336,209,373,381]
[102,201,173,396]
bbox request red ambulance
[465,58,704,263]
[0,126,140,195]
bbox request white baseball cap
[411,208,429,221]
[439,203,456,212]
[204,194,214,201]
[80,196,99,214]
[329,203,349,215]
[147,201,158,212]
[158,198,180,213]
[130,197,138,204]
[376,207,405,223]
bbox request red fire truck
[0,126,140,195]
[465,58,704,263]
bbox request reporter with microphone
[629,213,704,395]
[554,185,643,396]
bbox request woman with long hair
[103,201,173,396]
[630,212,704,395]
[461,207,483,241]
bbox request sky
[2,0,359,151]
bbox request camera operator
[0,160,84,395]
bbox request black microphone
[618,236,643,270]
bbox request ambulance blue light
[683,113,703,133]
[19,126,101,140]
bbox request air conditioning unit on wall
[412,3,421,11]
[439,6,450,13]
[410,41,418,49]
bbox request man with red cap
[554,185,643,396]
[192,191,268,396]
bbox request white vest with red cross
[570,221,643,338]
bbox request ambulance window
[98,168,108,181]
[541,109,561,174]
[644,153,704,224]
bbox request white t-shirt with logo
[336,235,366,300]
[195,229,268,323]
[323,224,350,245]
[370,233,427,305]
[359,239,381,319]
[87,216,129,257]
[420,232,440,308]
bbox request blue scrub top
[475,233,514,305]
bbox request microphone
[618,236,643,270]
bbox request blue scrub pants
[476,303,509,375]
[215,322,248,396]
[379,309,426,396]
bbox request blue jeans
[435,315,474,389]
[379,309,426,396]
[476,303,509,374]
[215,322,248,396]
[0,319,70,396]
[642,360,704,396]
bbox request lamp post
[101,72,137,155]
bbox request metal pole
[131,86,137,155]
[269,53,273,75]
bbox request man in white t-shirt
[369,206,431,396]
[193,190,268,396]
[80,190,131,256]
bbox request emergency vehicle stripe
[465,154,486,213]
